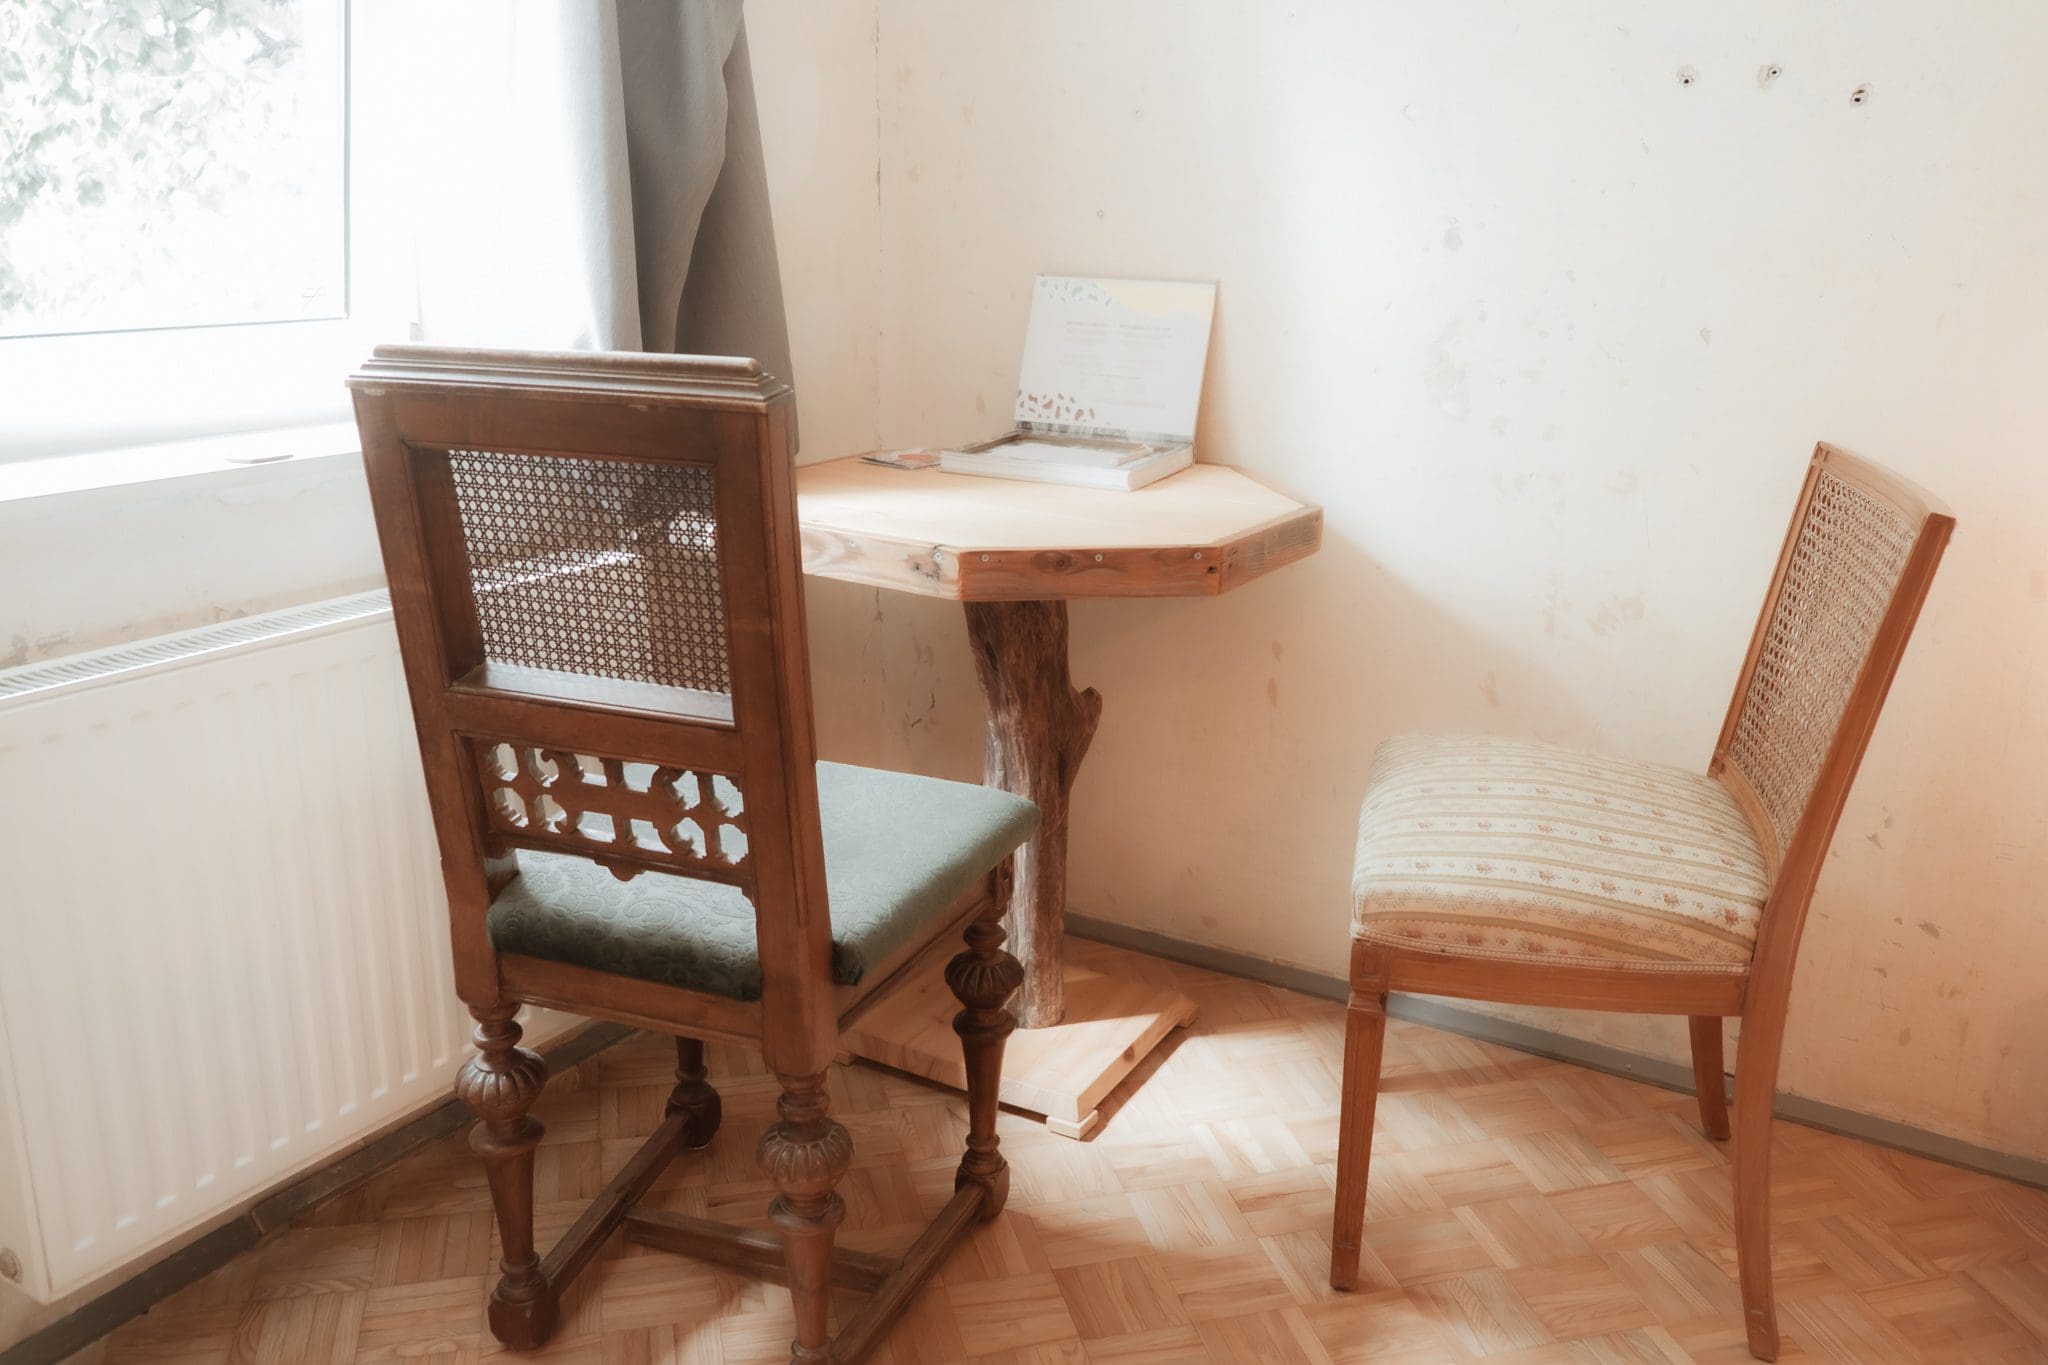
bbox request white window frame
[0,2,410,465]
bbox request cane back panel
[449,448,732,697]
[1721,452,1936,859]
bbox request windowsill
[0,422,362,505]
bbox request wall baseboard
[0,1024,633,1365]
[1068,914,2048,1194]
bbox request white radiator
[0,594,572,1304]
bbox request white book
[982,437,1156,469]
[940,442,1193,491]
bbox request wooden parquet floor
[83,945,2048,1364]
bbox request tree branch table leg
[836,597,1195,1140]
[964,599,1102,1028]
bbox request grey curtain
[386,1,793,406]
[616,2,790,385]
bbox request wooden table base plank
[841,941,1196,1137]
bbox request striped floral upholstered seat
[1351,734,1770,972]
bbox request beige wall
[750,1,2048,1160]
[0,11,2031,1346]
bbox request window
[0,0,400,463]
[1,1,347,340]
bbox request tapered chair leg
[1689,1015,1732,1141]
[760,1072,853,1362]
[948,876,1025,1218]
[668,1035,723,1149]
[456,1005,557,1349]
[1330,946,1390,1291]
[1732,1022,1783,1361]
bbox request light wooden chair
[348,346,1037,1364]
[1329,444,1953,1361]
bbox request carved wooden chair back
[347,345,834,1076]
[1709,444,1955,996]
[351,347,1032,1363]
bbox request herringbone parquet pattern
[83,944,2048,1363]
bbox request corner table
[796,457,1322,1137]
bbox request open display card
[1013,276,1217,444]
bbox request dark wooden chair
[348,346,1038,1364]
[1330,444,1953,1360]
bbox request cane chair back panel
[1714,445,1954,875]
[448,447,733,700]
[1724,467,1918,852]
[349,347,831,1055]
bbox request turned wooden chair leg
[760,1072,853,1362]
[1329,947,1390,1291]
[456,1005,558,1349]
[1732,1023,1782,1361]
[948,872,1025,1219]
[668,1035,723,1149]
[1689,1015,1732,1141]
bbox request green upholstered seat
[487,761,1038,1002]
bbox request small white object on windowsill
[937,275,1216,492]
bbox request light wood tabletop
[796,457,1321,601]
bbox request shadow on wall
[803,573,987,783]
[1986,988,2048,1143]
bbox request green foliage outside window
[0,0,345,337]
